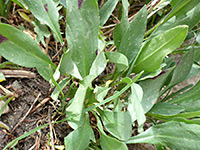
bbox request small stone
[12,80,22,90]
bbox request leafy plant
[0,0,200,149]
[0,0,12,18]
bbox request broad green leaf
[100,133,128,150]
[128,83,145,132]
[64,114,94,150]
[0,23,55,81]
[66,75,95,129]
[152,1,200,38]
[105,52,128,72]
[169,80,200,112]
[59,51,82,80]
[18,0,63,43]
[118,6,147,64]
[113,0,129,48]
[94,112,128,150]
[166,49,194,90]
[99,0,119,26]
[101,110,132,141]
[126,121,200,150]
[133,25,188,73]
[139,68,174,113]
[89,51,107,78]
[148,103,185,116]
[66,0,99,77]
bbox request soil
[0,74,72,149]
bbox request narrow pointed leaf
[113,0,129,48]
[166,49,194,89]
[169,80,200,112]
[118,6,147,64]
[99,0,119,26]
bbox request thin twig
[0,69,36,78]
[48,107,55,150]
[29,97,51,114]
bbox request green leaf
[118,6,147,64]
[126,121,200,150]
[64,114,94,150]
[19,0,63,43]
[139,68,174,113]
[51,78,70,101]
[105,52,128,72]
[0,72,5,82]
[84,72,143,113]
[66,75,95,129]
[152,1,200,38]
[166,49,194,90]
[169,80,200,112]
[89,51,107,78]
[113,0,129,48]
[94,112,128,150]
[133,25,188,73]
[66,0,99,77]
[101,110,132,141]
[59,51,83,80]
[128,83,145,132]
[99,0,119,26]
[100,133,128,150]
[0,23,55,81]
[32,19,51,46]
[166,0,200,23]
[185,64,200,80]
[94,85,111,102]
[148,103,185,116]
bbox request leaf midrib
[134,28,184,67]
